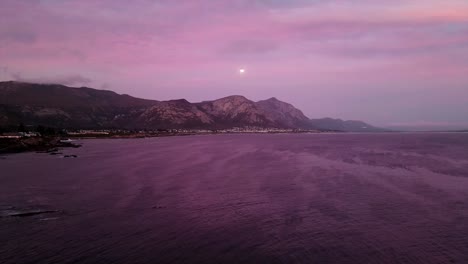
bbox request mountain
[0,81,384,131]
[136,99,214,128]
[197,95,274,128]
[256,97,310,128]
[308,118,386,132]
[0,81,156,128]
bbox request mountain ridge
[0,81,383,132]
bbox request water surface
[1,133,468,263]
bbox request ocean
[1,133,468,263]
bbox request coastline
[0,130,324,154]
[4,130,464,155]
[0,137,81,155]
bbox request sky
[1,0,468,129]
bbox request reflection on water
[1,133,468,263]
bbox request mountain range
[0,81,384,132]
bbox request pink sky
[1,0,468,128]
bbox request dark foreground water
[1,133,468,264]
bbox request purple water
[1,133,468,263]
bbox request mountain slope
[0,81,156,108]
[0,81,157,128]
[256,97,310,128]
[196,95,276,128]
[136,99,214,128]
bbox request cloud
[0,30,37,44]
[1,0,468,124]
[2,0,467,65]
[101,83,110,90]
[222,39,278,55]
[11,73,92,86]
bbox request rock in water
[0,207,59,218]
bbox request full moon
[239,68,245,74]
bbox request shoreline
[0,137,81,155]
[2,130,466,155]
[0,131,325,154]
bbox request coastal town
[1,126,322,139]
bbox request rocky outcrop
[196,96,274,128]
[138,99,213,128]
[0,137,80,154]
